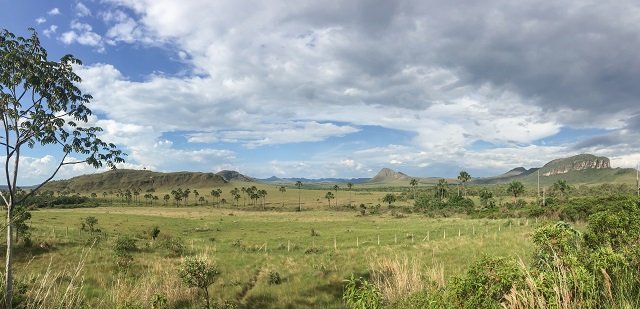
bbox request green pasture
[5,206,540,308]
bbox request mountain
[43,169,227,192]
[476,154,636,185]
[215,170,255,182]
[370,168,411,183]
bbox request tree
[171,188,183,207]
[193,189,200,205]
[178,257,220,309]
[507,181,525,202]
[382,193,396,206]
[230,188,240,207]
[183,188,191,206]
[279,186,286,207]
[163,194,170,206]
[324,191,335,207]
[410,178,418,195]
[295,181,303,211]
[210,189,221,206]
[457,171,471,197]
[347,182,353,207]
[436,179,448,201]
[333,184,339,207]
[241,187,247,207]
[259,189,267,209]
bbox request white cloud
[60,21,104,52]
[47,8,61,16]
[43,25,58,37]
[35,17,46,25]
[75,2,91,17]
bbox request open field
[4,206,540,308]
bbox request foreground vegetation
[2,180,639,308]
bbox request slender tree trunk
[298,189,301,211]
[203,287,210,309]
[5,203,13,308]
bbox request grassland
[5,202,540,308]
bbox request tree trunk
[203,287,210,309]
[5,204,13,308]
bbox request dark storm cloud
[283,0,640,119]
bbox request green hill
[43,169,228,193]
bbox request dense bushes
[346,196,640,308]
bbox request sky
[2,0,640,184]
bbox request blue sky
[2,0,640,184]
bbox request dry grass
[369,256,428,302]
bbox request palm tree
[457,171,471,197]
[258,189,267,209]
[183,188,191,206]
[279,186,286,207]
[333,185,339,207]
[324,192,335,207]
[163,194,170,206]
[241,187,247,207]
[347,182,353,207]
[295,181,303,211]
[193,190,200,205]
[211,189,221,206]
[230,188,240,206]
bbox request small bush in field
[178,257,220,309]
[268,271,282,285]
[150,226,160,240]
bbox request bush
[343,275,382,309]
[448,256,524,308]
[268,271,282,285]
[178,257,219,309]
[158,235,186,256]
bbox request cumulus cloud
[47,8,61,16]
[43,25,58,37]
[35,17,46,25]
[60,0,640,177]
[60,21,105,52]
[75,2,92,17]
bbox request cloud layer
[19,0,640,181]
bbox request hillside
[475,154,637,186]
[215,170,255,182]
[43,169,228,192]
[369,168,411,183]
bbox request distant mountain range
[39,153,638,192]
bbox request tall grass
[1,246,90,308]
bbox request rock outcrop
[540,154,610,177]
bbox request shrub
[448,256,524,308]
[267,271,282,285]
[343,275,382,309]
[150,226,160,240]
[178,257,219,309]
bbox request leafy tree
[183,188,191,206]
[325,191,335,207]
[210,188,221,206]
[178,257,220,309]
[279,186,286,207]
[457,171,471,197]
[198,196,205,205]
[382,193,396,206]
[507,181,525,202]
[295,181,303,211]
[333,184,340,207]
[347,182,354,207]
[241,187,247,207]
[0,28,124,305]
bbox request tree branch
[15,152,69,205]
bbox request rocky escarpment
[540,154,610,177]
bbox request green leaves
[178,257,219,290]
